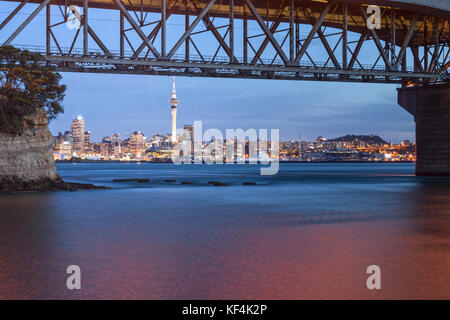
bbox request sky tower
[169,76,179,144]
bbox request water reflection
[0,163,449,299]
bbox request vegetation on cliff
[0,46,66,134]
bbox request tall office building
[183,124,194,155]
[129,131,145,155]
[169,76,179,144]
[84,131,91,154]
[183,125,194,142]
[71,115,85,156]
[63,131,73,145]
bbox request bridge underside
[0,0,449,83]
[1,0,450,175]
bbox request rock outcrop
[0,108,59,192]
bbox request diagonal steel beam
[250,13,283,64]
[360,5,391,70]
[131,0,178,59]
[348,32,365,69]
[250,0,286,65]
[191,0,237,62]
[69,27,81,55]
[65,5,112,57]
[49,29,63,54]
[428,20,445,73]
[317,29,340,68]
[0,0,28,31]
[87,26,112,57]
[3,0,49,46]
[302,7,340,69]
[167,0,216,59]
[395,14,418,67]
[246,0,289,66]
[113,0,161,59]
[294,2,331,63]
[410,46,424,73]
[132,21,163,59]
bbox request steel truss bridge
[0,0,449,84]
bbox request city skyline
[48,74,415,144]
[53,113,413,146]
[52,111,415,163]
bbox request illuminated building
[129,131,145,155]
[71,115,85,156]
[59,141,72,159]
[169,77,179,144]
[183,124,195,156]
[84,131,91,154]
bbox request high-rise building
[100,133,122,157]
[63,131,73,145]
[52,132,64,151]
[183,124,194,155]
[71,115,85,156]
[169,76,179,144]
[84,131,91,154]
[129,131,145,155]
[183,125,194,142]
[59,141,72,159]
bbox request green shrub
[0,46,66,134]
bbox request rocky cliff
[0,108,60,192]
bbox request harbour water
[0,163,449,299]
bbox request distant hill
[328,134,388,145]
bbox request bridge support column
[398,83,450,176]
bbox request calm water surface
[0,163,449,299]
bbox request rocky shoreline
[0,108,111,194]
[0,176,110,193]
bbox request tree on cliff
[0,46,66,134]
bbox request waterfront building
[401,140,411,147]
[52,132,64,151]
[84,131,91,154]
[52,134,73,160]
[71,115,85,156]
[183,124,194,155]
[129,131,145,155]
[59,141,72,159]
[63,131,73,145]
[183,125,194,142]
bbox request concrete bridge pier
[398,83,450,176]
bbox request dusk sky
[50,73,414,143]
[0,3,415,143]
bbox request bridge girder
[0,0,449,84]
